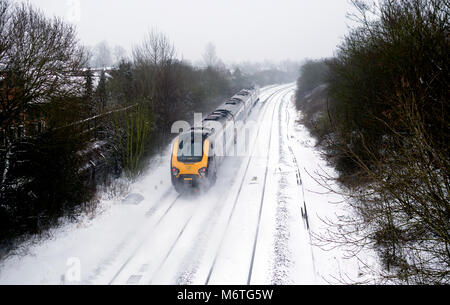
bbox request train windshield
[177,132,204,163]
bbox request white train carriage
[170,86,261,192]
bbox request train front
[170,130,213,193]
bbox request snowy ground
[0,84,376,285]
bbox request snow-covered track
[281,93,318,276]
[108,194,181,285]
[247,89,295,284]
[204,85,295,284]
[108,85,289,285]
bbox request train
[171,85,260,193]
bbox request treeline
[0,0,91,255]
[234,60,302,88]
[0,1,249,255]
[295,0,449,284]
[100,30,240,179]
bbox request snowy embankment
[0,84,377,285]
[286,98,378,284]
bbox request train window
[177,132,204,163]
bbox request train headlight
[172,167,180,177]
[198,167,207,177]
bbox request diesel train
[171,86,260,192]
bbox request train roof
[236,90,251,96]
[177,86,255,141]
[210,109,234,118]
[204,114,222,121]
[218,102,245,117]
[231,93,251,103]
[203,110,233,125]
[226,97,244,105]
[178,128,211,143]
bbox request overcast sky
[20,0,355,64]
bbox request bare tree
[132,29,177,152]
[0,1,87,192]
[132,29,176,67]
[0,1,87,130]
[0,1,11,64]
[202,42,227,71]
[91,41,113,68]
[312,93,449,284]
[113,45,128,65]
[307,0,449,284]
[202,42,219,68]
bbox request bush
[0,126,93,252]
[302,0,449,284]
[296,59,329,100]
[326,0,449,179]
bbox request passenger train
[171,85,260,192]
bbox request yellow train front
[170,86,260,193]
[171,129,217,193]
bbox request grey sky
[23,0,355,63]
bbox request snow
[0,84,378,285]
[286,97,378,284]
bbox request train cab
[171,129,217,192]
[170,87,260,193]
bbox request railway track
[106,85,287,285]
[247,89,295,284]
[205,85,295,284]
[108,194,181,285]
[281,91,317,280]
